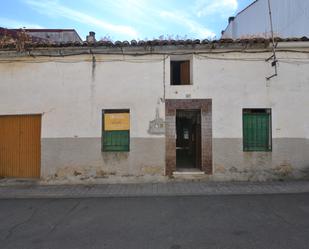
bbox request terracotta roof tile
[1,27,309,51]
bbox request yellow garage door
[0,115,41,178]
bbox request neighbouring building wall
[0,49,309,181]
[222,0,309,39]
[24,30,83,43]
[0,54,167,180]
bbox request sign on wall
[104,113,130,131]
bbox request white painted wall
[0,55,165,138]
[166,52,309,139]
[222,0,309,39]
[0,51,309,139]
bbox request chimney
[228,16,235,24]
[86,31,96,43]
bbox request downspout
[266,0,278,80]
[162,55,167,102]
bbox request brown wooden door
[0,115,41,178]
[180,61,190,85]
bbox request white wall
[0,51,309,139]
[223,0,309,39]
[0,55,166,138]
[166,52,309,139]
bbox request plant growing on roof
[0,30,13,48]
[16,29,31,52]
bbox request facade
[222,0,309,39]
[18,29,83,43]
[0,38,309,181]
[0,28,82,44]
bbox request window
[102,109,130,152]
[171,60,190,85]
[243,109,272,151]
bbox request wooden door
[180,61,190,85]
[0,115,41,178]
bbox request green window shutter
[102,109,130,152]
[243,111,271,151]
[102,130,130,152]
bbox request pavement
[0,180,309,199]
[1,194,309,249]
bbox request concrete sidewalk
[0,180,309,199]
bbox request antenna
[266,0,278,80]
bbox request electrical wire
[1,47,309,60]
[0,50,309,64]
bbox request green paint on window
[102,130,130,152]
[102,109,130,152]
[243,109,272,152]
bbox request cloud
[88,0,166,32]
[20,0,233,40]
[0,17,44,29]
[195,0,238,18]
[24,0,139,38]
[160,11,216,39]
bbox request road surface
[1,194,309,249]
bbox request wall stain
[90,55,96,118]
[141,165,163,175]
[101,152,129,163]
[273,162,293,178]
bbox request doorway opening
[176,109,201,171]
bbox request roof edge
[11,29,77,32]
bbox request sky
[0,0,255,41]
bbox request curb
[0,181,309,199]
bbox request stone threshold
[173,169,205,176]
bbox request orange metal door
[0,115,41,178]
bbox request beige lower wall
[213,138,309,181]
[41,137,309,181]
[41,137,166,180]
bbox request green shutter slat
[103,130,130,152]
[243,112,271,151]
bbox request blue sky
[1,0,254,41]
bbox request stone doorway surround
[165,99,212,176]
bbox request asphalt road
[0,194,309,249]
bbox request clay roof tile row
[1,29,309,50]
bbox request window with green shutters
[102,110,130,152]
[103,130,130,152]
[243,109,272,152]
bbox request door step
[172,170,209,180]
[173,169,205,175]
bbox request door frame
[165,99,212,176]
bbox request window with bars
[102,110,130,152]
[243,109,272,152]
